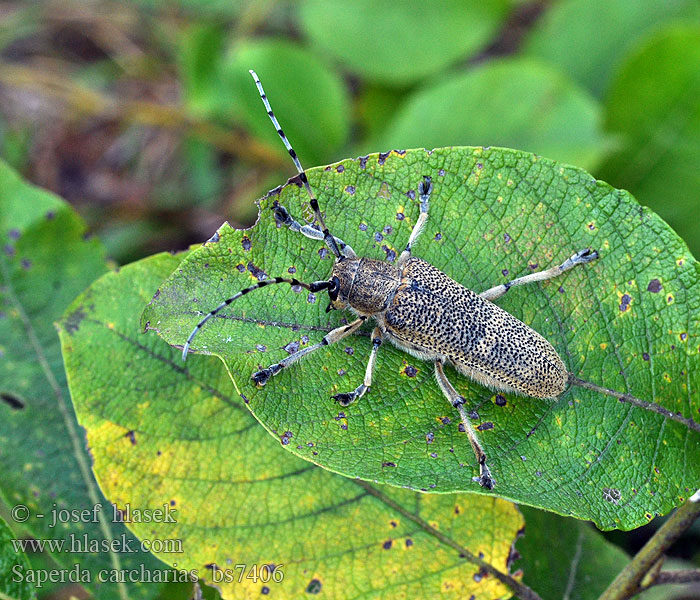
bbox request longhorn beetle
[182,70,700,489]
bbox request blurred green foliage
[0,0,698,261]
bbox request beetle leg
[479,248,599,302]
[434,360,495,490]
[398,176,432,267]
[273,203,356,258]
[333,327,383,407]
[252,316,366,386]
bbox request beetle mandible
[182,70,700,489]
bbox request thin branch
[598,495,700,600]
[648,569,700,587]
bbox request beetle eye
[328,276,340,301]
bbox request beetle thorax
[330,257,401,315]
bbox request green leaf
[298,0,511,85]
[220,39,351,165]
[145,147,700,531]
[369,58,609,171]
[59,251,525,600]
[0,161,177,600]
[597,24,700,259]
[0,515,35,600]
[521,0,700,97]
[514,507,628,599]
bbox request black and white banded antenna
[249,69,342,260]
[182,277,332,361]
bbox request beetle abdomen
[383,258,568,399]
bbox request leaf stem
[354,480,544,600]
[568,375,700,434]
[598,494,700,600]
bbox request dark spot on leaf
[406,189,416,200]
[438,169,446,176]
[207,231,220,243]
[241,394,249,404]
[318,247,328,259]
[291,285,302,293]
[256,344,267,352]
[344,346,354,355]
[430,452,437,458]
[247,262,268,280]
[307,442,314,447]
[307,293,316,303]
[620,294,631,312]
[63,306,87,335]
[382,245,396,262]
[359,223,367,231]
[288,266,296,274]
[473,572,483,582]
[359,155,368,169]
[680,332,687,341]
[502,269,509,276]
[503,233,511,243]
[46,210,56,219]
[261,586,270,595]
[335,412,346,420]
[434,232,442,241]
[535,470,542,477]
[1,393,24,410]
[647,279,662,293]
[477,422,494,431]
[337,368,345,376]
[382,539,392,549]
[405,539,414,547]
[382,461,396,468]
[667,295,674,304]
[125,430,136,445]
[345,185,355,195]
[403,365,417,377]
[383,225,392,234]
[468,410,479,419]
[241,236,252,251]
[441,417,451,424]
[374,232,383,242]
[280,432,291,445]
[283,341,300,354]
[588,222,595,230]
[426,432,434,443]
[396,212,405,221]
[476,162,483,170]
[458,423,466,432]
[528,263,538,270]
[306,579,322,594]
[340,423,347,430]
[336,164,344,173]
[559,286,565,293]
[301,335,309,344]
[378,151,390,165]
[642,352,650,361]
[8,229,20,240]
[494,394,507,406]
[4,245,15,256]
[237,264,246,273]
[603,487,621,504]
